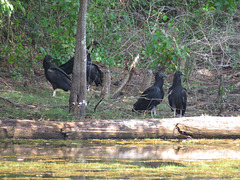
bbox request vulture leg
[180,110,182,118]
[153,106,157,116]
[53,89,57,97]
[150,106,157,117]
[151,109,153,117]
[173,109,176,117]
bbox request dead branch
[111,54,139,99]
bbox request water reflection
[1,142,240,161]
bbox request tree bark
[69,0,88,119]
[139,69,153,93]
[100,67,111,99]
[0,116,240,140]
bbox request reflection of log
[0,116,240,140]
[1,143,240,161]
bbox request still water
[0,139,240,179]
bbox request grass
[1,84,74,121]
[0,81,172,121]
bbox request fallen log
[0,116,240,139]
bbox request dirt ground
[1,64,240,119]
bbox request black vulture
[87,61,103,86]
[43,55,71,96]
[59,57,74,75]
[168,71,187,117]
[59,40,103,86]
[59,54,90,75]
[132,72,167,116]
[59,57,103,86]
[59,40,99,74]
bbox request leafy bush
[0,0,239,78]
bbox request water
[1,142,240,161]
[0,139,240,179]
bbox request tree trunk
[139,69,153,93]
[69,0,88,119]
[1,116,240,140]
[100,68,111,99]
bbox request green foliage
[0,0,239,78]
[210,0,237,13]
[1,0,80,69]
[87,0,139,68]
[92,45,116,67]
[0,0,14,17]
[39,0,79,62]
[145,28,189,71]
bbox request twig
[94,98,103,112]
[0,77,11,89]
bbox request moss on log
[0,116,240,139]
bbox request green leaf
[162,15,168,21]
[8,56,15,64]
[28,37,32,44]
[147,44,155,55]
[49,4,57,11]
[40,19,48,27]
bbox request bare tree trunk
[100,68,111,99]
[69,0,88,119]
[217,74,224,115]
[139,69,153,93]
